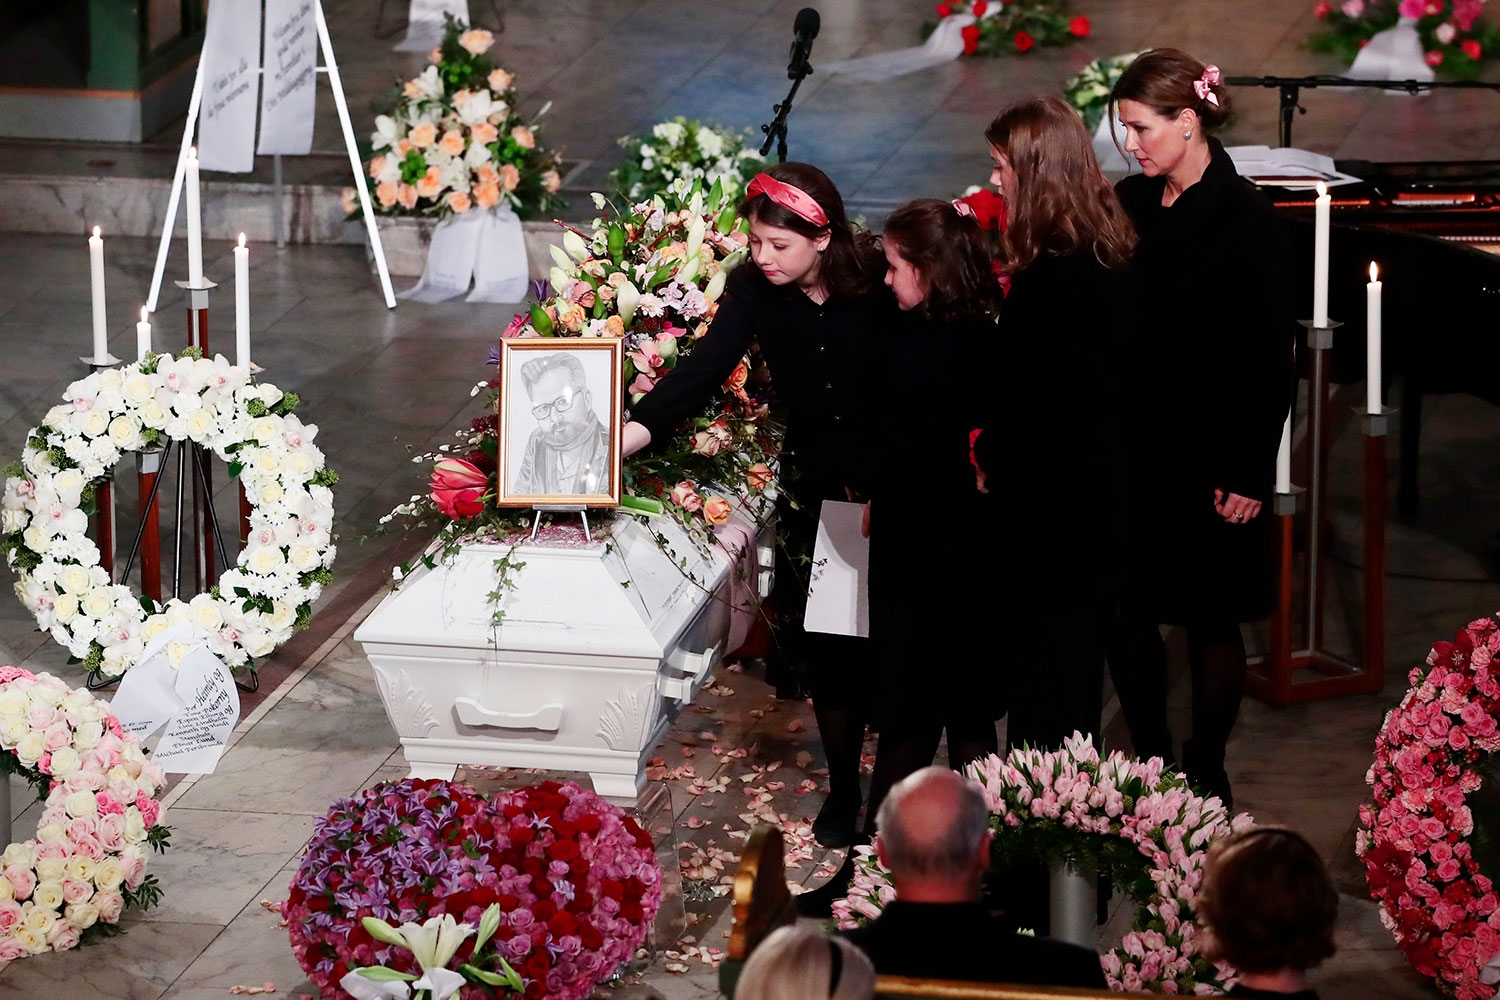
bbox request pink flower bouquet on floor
[1307,0,1499,76]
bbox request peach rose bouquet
[357,15,564,219]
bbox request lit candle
[234,234,250,369]
[1367,261,1382,414]
[88,226,107,362]
[1312,181,1330,327]
[186,147,204,285]
[1275,412,1292,494]
[136,307,152,363]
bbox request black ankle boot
[811,789,861,849]
[795,851,859,918]
[1182,739,1233,813]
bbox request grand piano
[1259,160,1500,518]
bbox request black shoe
[811,791,860,849]
[1182,739,1233,812]
[795,852,858,918]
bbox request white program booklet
[1227,145,1363,189]
[803,500,870,637]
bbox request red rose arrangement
[283,778,662,1000]
[924,0,1088,56]
[1358,616,1500,999]
[1307,0,1498,79]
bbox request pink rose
[95,814,125,851]
[0,901,22,933]
[1342,0,1365,14]
[135,793,161,829]
[27,701,58,729]
[95,889,124,922]
[65,817,95,843]
[120,852,145,890]
[62,879,93,904]
[746,463,773,491]
[669,481,702,512]
[4,866,36,899]
[1437,858,1462,881]
[429,457,488,519]
[36,842,67,862]
[690,430,723,456]
[73,835,104,861]
[95,792,124,816]
[0,937,27,962]
[43,724,71,752]
[1398,0,1425,14]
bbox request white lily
[720,247,748,273]
[454,90,497,127]
[410,65,444,101]
[676,253,701,286]
[371,115,401,151]
[616,280,641,325]
[548,243,574,272]
[684,215,707,263]
[563,229,590,262]
[704,269,727,304]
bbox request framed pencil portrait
[495,338,623,507]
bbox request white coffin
[354,512,773,801]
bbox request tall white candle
[1367,261,1383,414]
[186,147,205,285]
[88,226,107,362]
[136,307,152,363]
[1313,181,1330,327]
[1276,411,1292,494]
[234,234,250,369]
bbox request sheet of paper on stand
[803,499,870,638]
[1228,145,1363,189]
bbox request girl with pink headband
[624,163,896,868]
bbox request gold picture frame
[495,338,623,508]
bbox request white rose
[189,598,223,631]
[48,747,81,778]
[257,384,284,409]
[52,592,79,624]
[123,810,147,844]
[186,408,216,442]
[65,901,99,929]
[32,882,64,910]
[80,588,114,620]
[14,925,48,955]
[1,843,34,867]
[268,600,298,631]
[283,451,316,478]
[64,790,97,818]
[0,878,11,902]
[249,416,283,446]
[121,372,154,405]
[163,603,190,626]
[138,400,168,429]
[244,545,285,574]
[0,690,24,718]
[287,545,320,572]
[0,716,28,745]
[78,410,110,438]
[51,469,85,508]
[141,615,170,641]
[1,508,23,533]
[107,415,143,450]
[65,856,97,884]
[253,449,282,475]
[22,523,49,553]
[96,369,122,392]
[15,731,45,764]
[58,565,91,595]
[71,721,103,752]
[242,629,275,657]
[43,404,74,430]
[35,858,66,883]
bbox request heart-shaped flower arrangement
[283,778,661,1000]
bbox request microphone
[787,7,820,79]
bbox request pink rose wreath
[1358,615,1500,998]
[0,665,169,968]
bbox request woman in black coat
[858,198,1006,822]
[623,163,896,850]
[970,95,1137,753]
[1107,49,1298,807]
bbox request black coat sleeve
[626,266,758,446]
[1207,192,1298,501]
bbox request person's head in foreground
[736,923,876,1000]
[874,765,992,902]
[1197,826,1338,993]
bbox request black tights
[862,719,998,836]
[1107,609,1247,779]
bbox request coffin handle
[454,698,565,731]
[662,642,721,704]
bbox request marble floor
[2,1,1500,998]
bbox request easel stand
[1247,318,1390,704]
[531,505,590,542]
[177,279,218,591]
[146,0,396,315]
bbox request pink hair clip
[1193,65,1221,106]
[951,199,977,220]
[746,173,829,227]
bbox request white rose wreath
[1,351,337,679]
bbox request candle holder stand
[1246,319,1390,704]
[176,278,218,593]
[82,355,121,582]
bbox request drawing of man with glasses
[512,352,612,496]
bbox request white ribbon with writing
[108,625,241,774]
[399,208,530,303]
[466,207,530,303]
[393,0,470,53]
[258,0,318,156]
[198,0,263,173]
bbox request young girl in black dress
[623,163,896,850]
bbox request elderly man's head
[874,766,992,900]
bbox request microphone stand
[1223,74,1500,147]
[760,56,813,162]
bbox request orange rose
[476,163,500,186]
[558,303,587,333]
[408,122,438,148]
[488,68,515,93]
[746,463,773,491]
[368,154,387,180]
[415,166,444,200]
[500,163,520,192]
[376,181,398,208]
[341,187,358,215]
[402,79,424,99]
[604,315,625,337]
[439,129,466,156]
[703,496,732,525]
[459,29,494,54]
[722,360,749,393]
[397,184,418,210]
[473,181,500,209]
[447,191,472,213]
[394,139,413,157]
[542,169,561,194]
[511,125,535,149]
[471,122,499,146]
[428,47,442,63]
